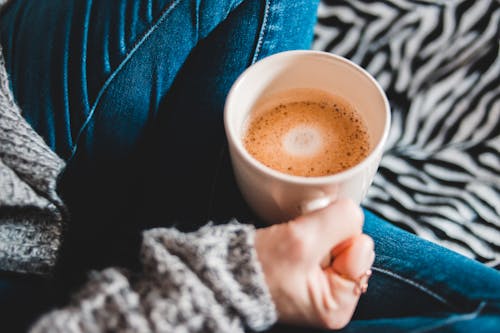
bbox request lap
[2,1,499,331]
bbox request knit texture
[30,223,277,333]
[0,45,66,275]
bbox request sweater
[0,1,277,331]
[0,45,65,275]
[31,224,277,333]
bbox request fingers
[321,267,361,329]
[315,235,375,329]
[257,200,372,329]
[331,234,374,280]
[291,199,364,262]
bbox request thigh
[0,0,318,223]
[138,0,320,227]
[360,210,500,318]
[0,0,254,161]
[340,210,500,332]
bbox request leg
[360,210,500,318]
[0,0,319,292]
[1,0,277,161]
[138,0,319,228]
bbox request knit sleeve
[0,48,66,275]
[30,223,278,333]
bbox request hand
[255,199,375,329]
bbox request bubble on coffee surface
[243,89,371,177]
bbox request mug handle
[299,197,332,214]
[300,197,333,268]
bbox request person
[0,0,499,332]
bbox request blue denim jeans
[1,0,499,332]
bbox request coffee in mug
[243,88,370,177]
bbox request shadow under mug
[224,50,391,224]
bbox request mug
[224,50,391,223]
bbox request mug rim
[224,50,391,186]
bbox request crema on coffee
[243,88,370,177]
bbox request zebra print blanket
[313,0,499,268]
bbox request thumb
[290,199,364,263]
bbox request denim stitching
[409,302,487,333]
[62,3,73,149]
[251,0,271,64]
[372,266,454,308]
[66,0,182,163]
[77,0,93,150]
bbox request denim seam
[62,8,72,149]
[371,266,454,308]
[66,0,182,163]
[409,302,487,333]
[79,0,93,151]
[194,0,200,41]
[251,0,271,64]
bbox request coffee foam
[243,89,370,177]
[282,125,322,156]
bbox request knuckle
[337,198,364,230]
[284,222,309,259]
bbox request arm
[30,223,277,333]
[0,49,65,275]
[31,201,374,333]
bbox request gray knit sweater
[0,46,66,275]
[0,1,277,331]
[31,224,277,333]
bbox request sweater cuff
[142,222,278,331]
[0,213,63,275]
[229,225,278,331]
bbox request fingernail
[369,250,375,266]
[359,246,374,274]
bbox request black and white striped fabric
[313,0,499,268]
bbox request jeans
[1,0,499,332]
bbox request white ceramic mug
[224,50,391,224]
